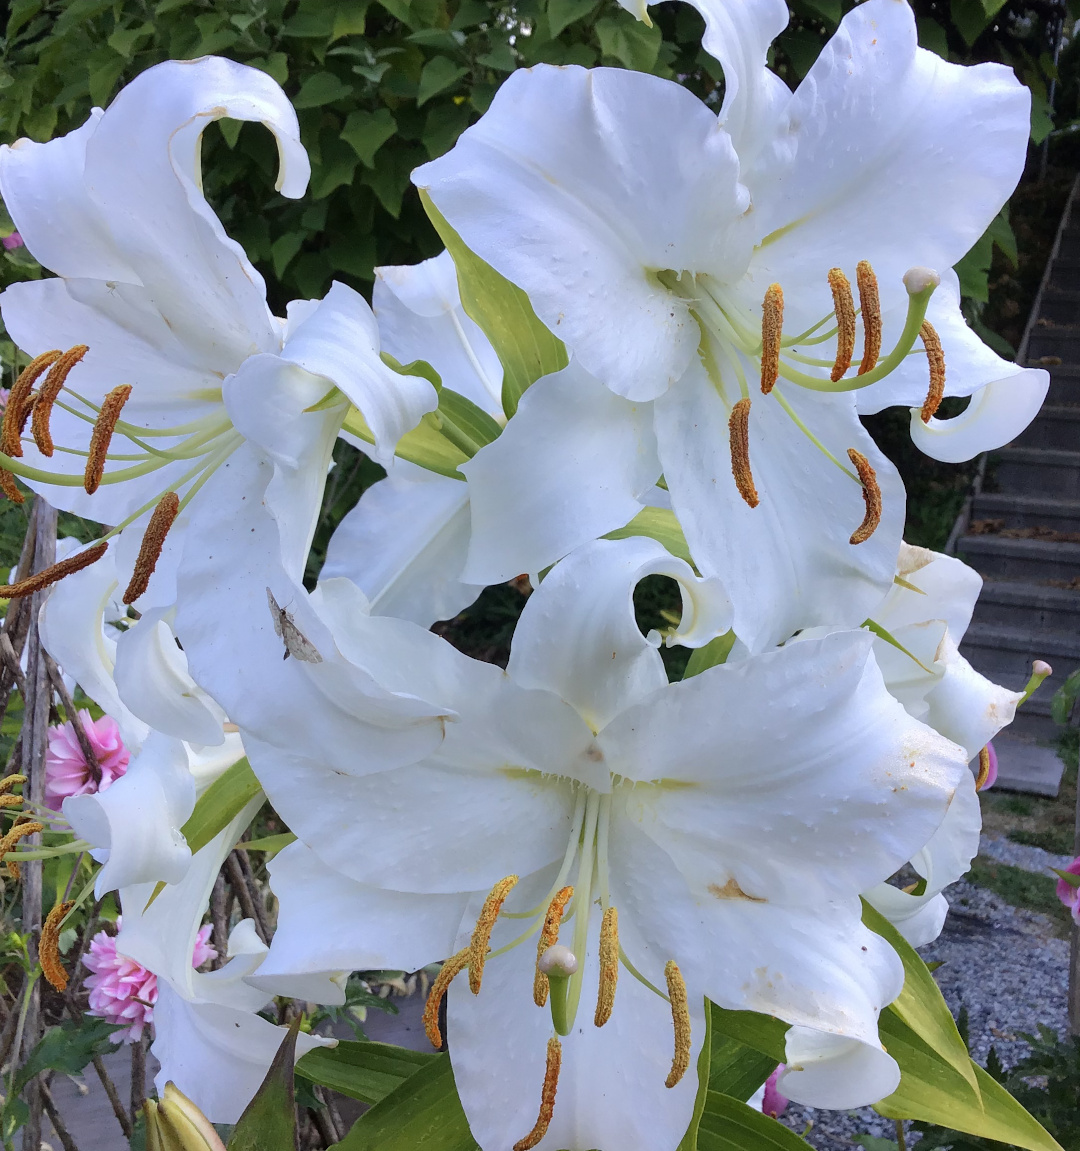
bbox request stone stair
[949,176,1080,792]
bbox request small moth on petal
[266,588,323,664]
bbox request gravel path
[782,871,1071,1149]
[979,832,1074,876]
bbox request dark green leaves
[228,1019,301,1151]
[296,1041,437,1105]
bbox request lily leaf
[343,407,468,480]
[862,619,936,676]
[709,1031,778,1103]
[708,1003,788,1064]
[605,506,694,568]
[295,1040,436,1106]
[181,758,261,858]
[677,999,713,1151]
[697,1092,810,1150]
[1051,868,1080,889]
[228,1019,300,1151]
[683,632,737,679]
[419,190,568,418]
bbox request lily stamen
[976,746,993,792]
[0,469,22,504]
[1,350,61,457]
[534,885,574,1007]
[728,398,759,509]
[664,960,691,1088]
[513,1036,562,1151]
[856,261,882,375]
[31,344,88,457]
[468,874,519,994]
[847,449,882,545]
[594,905,619,1027]
[0,542,108,599]
[85,385,133,495]
[0,817,45,879]
[919,321,946,423]
[40,900,74,992]
[123,493,180,604]
[827,268,856,382]
[422,946,469,1048]
[760,284,783,394]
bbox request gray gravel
[979,832,1075,876]
[781,877,1070,1149]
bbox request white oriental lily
[413,0,1045,651]
[0,56,435,600]
[229,536,968,1149]
[114,801,334,1125]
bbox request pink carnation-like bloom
[1056,857,1080,926]
[84,922,216,1043]
[2,232,23,251]
[761,1065,789,1119]
[45,710,130,811]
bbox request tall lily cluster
[0,0,1049,1145]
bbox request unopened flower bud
[538,944,578,977]
[903,267,941,295]
[1033,659,1052,678]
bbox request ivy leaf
[294,71,353,108]
[417,56,468,107]
[595,14,663,71]
[343,108,398,167]
[548,0,598,38]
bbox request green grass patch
[1009,826,1077,855]
[967,856,1072,935]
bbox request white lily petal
[64,733,195,897]
[279,281,438,462]
[415,65,748,401]
[862,886,950,951]
[870,619,947,725]
[186,732,246,793]
[924,636,1020,761]
[112,609,227,747]
[879,544,981,637]
[509,537,731,730]
[780,1028,900,1110]
[374,252,504,415]
[321,460,481,627]
[250,840,471,1002]
[461,362,662,585]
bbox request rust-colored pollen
[0,541,108,600]
[41,900,75,992]
[594,906,619,1028]
[468,874,518,995]
[664,960,691,1088]
[847,449,882,545]
[729,398,759,510]
[976,746,993,792]
[422,946,469,1049]
[533,885,574,1007]
[513,1037,562,1151]
[31,345,88,458]
[1,350,61,459]
[0,817,45,879]
[856,261,882,376]
[123,493,180,605]
[760,283,783,394]
[918,321,946,423]
[84,384,132,495]
[0,469,23,505]
[828,268,856,382]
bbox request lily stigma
[424,786,694,1150]
[663,261,943,545]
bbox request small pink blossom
[1056,857,1080,926]
[84,922,216,1043]
[2,232,23,250]
[761,1065,789,1118]
[45,711,129,811]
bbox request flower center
[658,262,946,544]
[422,785,691,1150]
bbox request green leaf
[863,901,978,1093]
[334,1053,479,1150]
[436,387,503,453]
[950,0,991,46]
[271,233,304,279]
[293,71,353,109]
[548,0,597,37]
[604,506,693,568]
[342,108,397,168]
[683,632,737,679]
[419,192,568,417]
[1030,91,1054,145]
[678,999,713,1151]
[343,405,468,479]
[181,758,262,858]
[238,832,297,855]
[916,16,950,57]
[1052,868,1080,889]
[14,1018,121,1096]
[595,13,663,70]
[698,1091,810,1150]
[709,1003,788,1064]
[862,619,936,675]
[709,1032,779,1102]
[296,1040,436,1105]
[228,1019,300,1151]
[417,57,468,107]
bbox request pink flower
[45,711,129,811]
[976,741,998,791]
[84,922,216,1043]
[1056,857,1080,926]
[761,1065,789,1118]
[3,232,23,250]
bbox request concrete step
[1039,283,1080,325]
[960,623,1078,714]
[989,730,1065,796]
[971,491,1080,533]
[1041,364,1080,406]
[957,533,1080,581]
[992,446,1080,497]
[1013,403,1080,449]
[969,576,1080,631]
[1046,254,1080,290]
[1026,328,1080,362]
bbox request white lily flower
[239,536,968,1148]
[858,543,1021,946]
[115,801,333,1125]
[0,56,436,600]
[413,0,1045,651]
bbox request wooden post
[1070,752,1080,1035]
